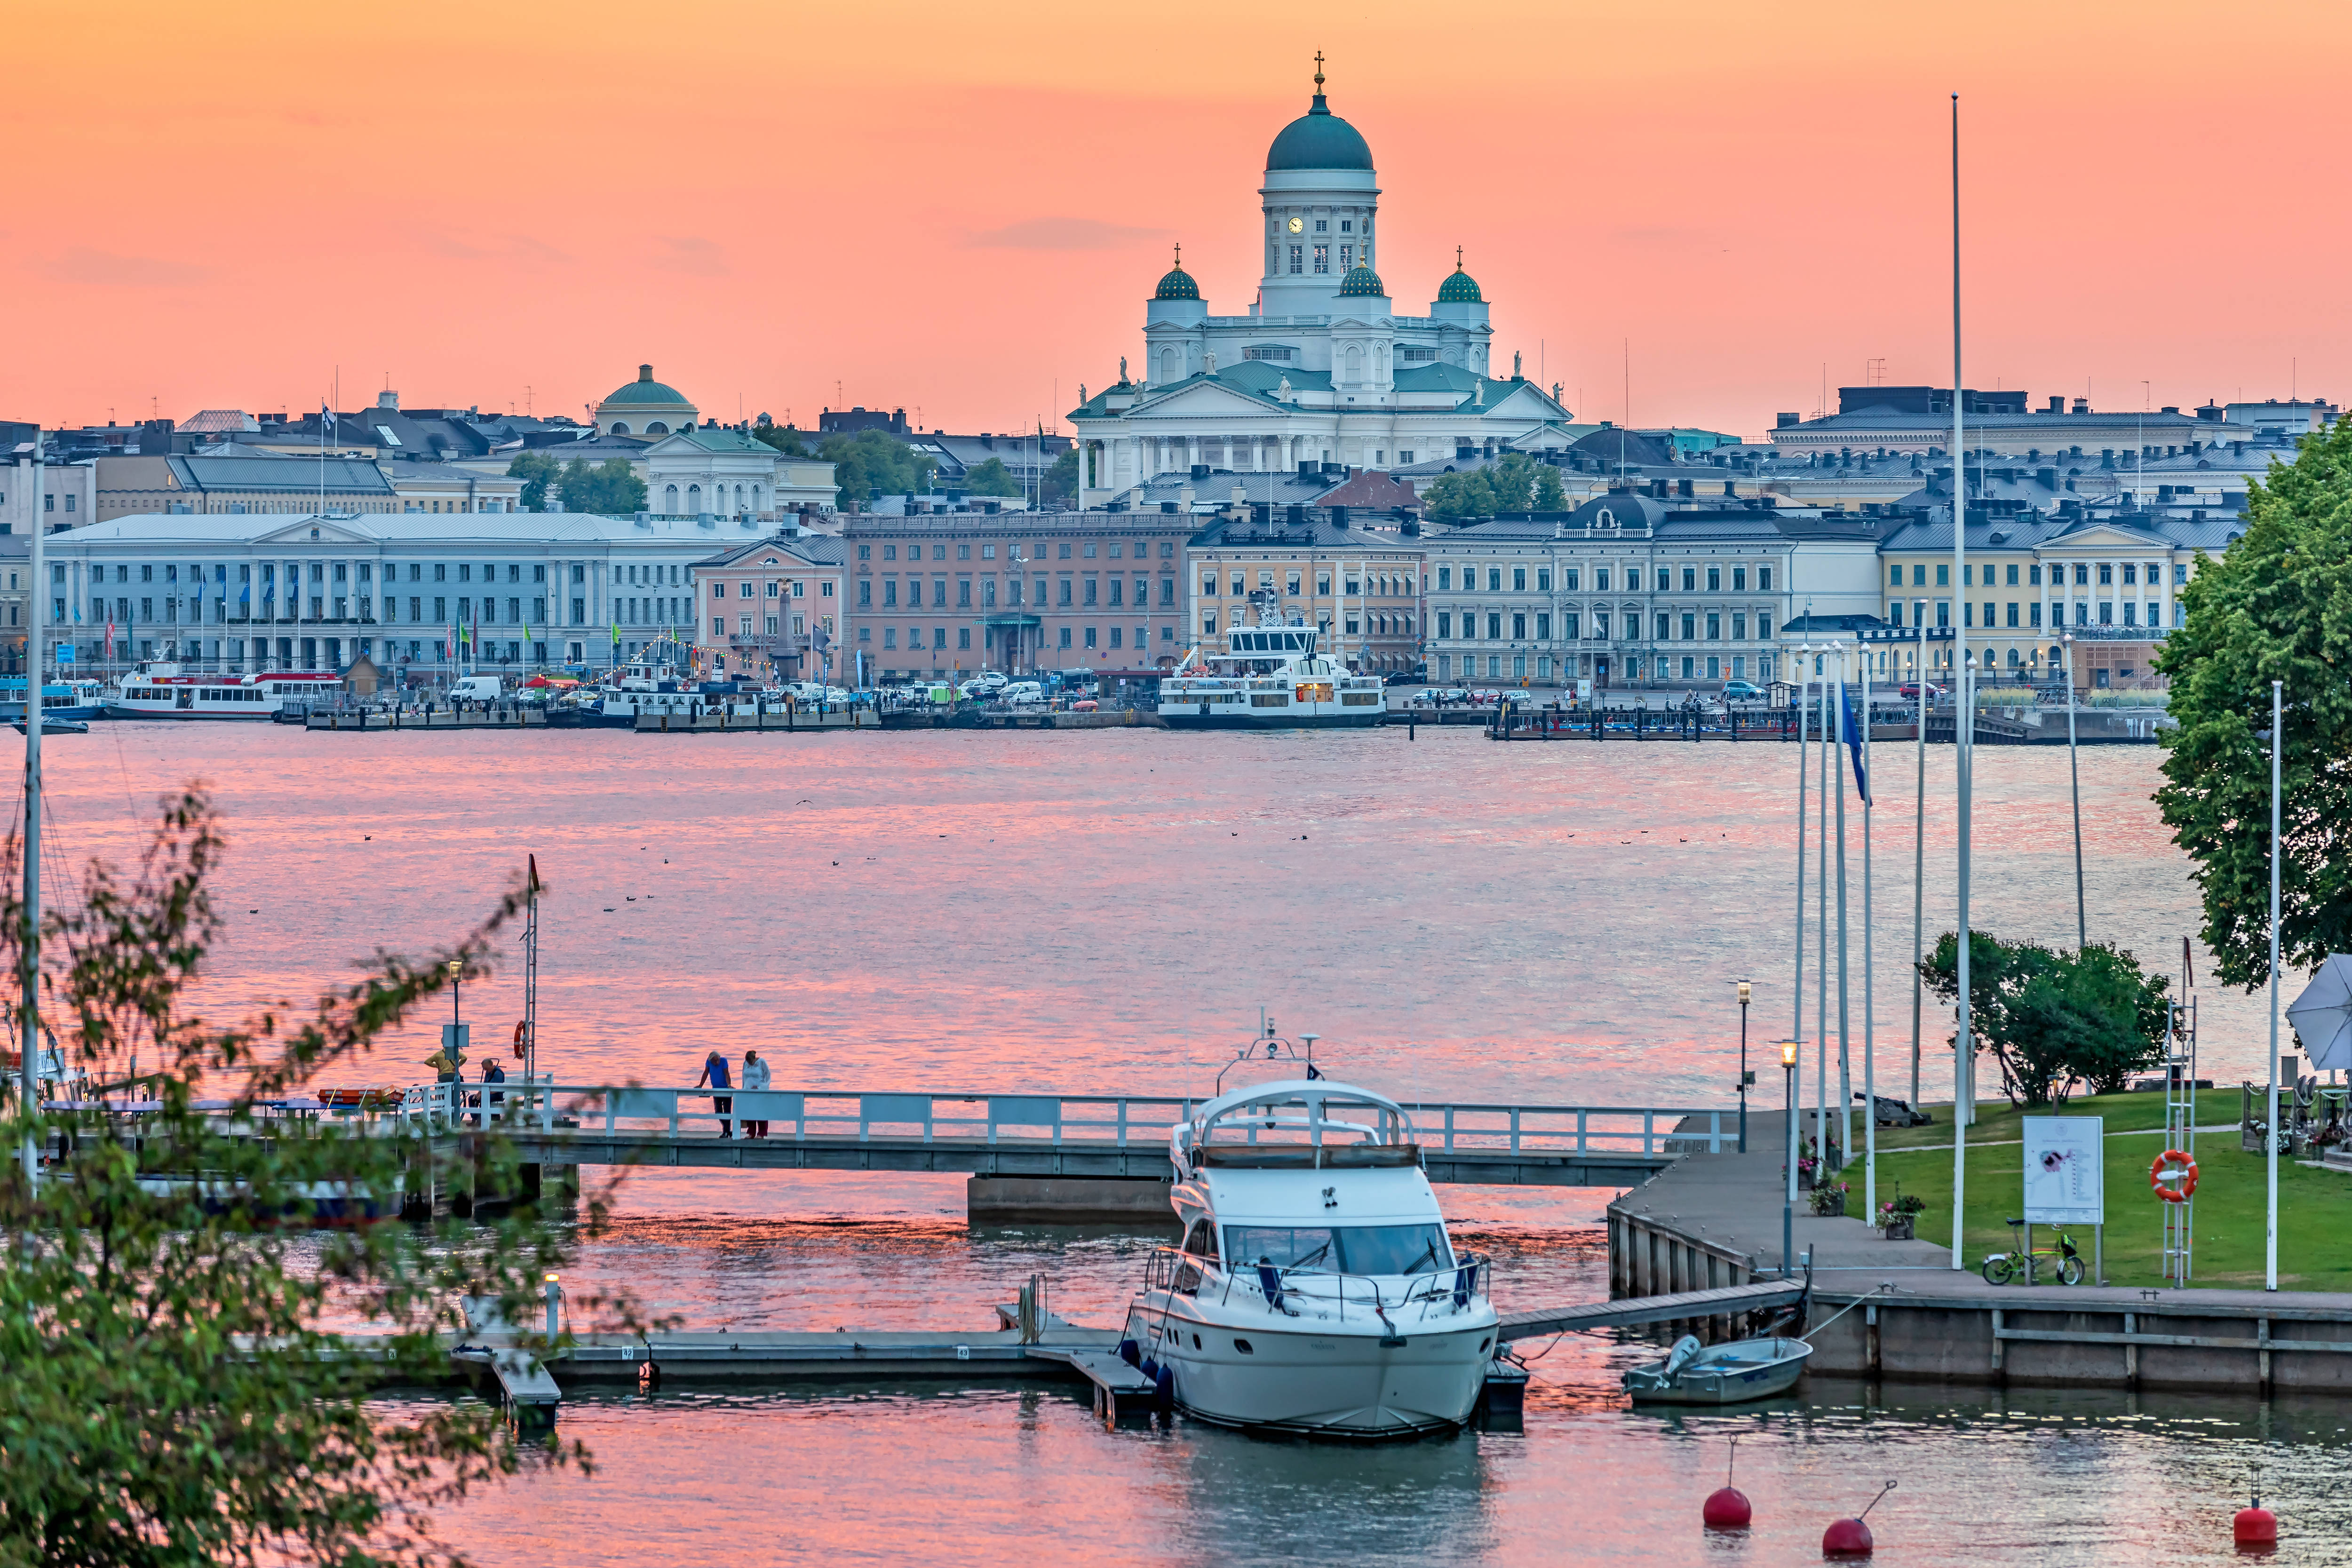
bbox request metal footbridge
[398,1082,1738,1191]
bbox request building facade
[842,512,1192,681]
[645,428,840,518]
[691,535,845,683]
[44,509,780,677]
[1185,511,1425,676]
[1421,496,1883,689]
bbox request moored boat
[103,661,345,720]
[1159,591,1388,729]
[1621,1333,1812,1405]
[1119,1074,1498,1438]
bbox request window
[1082,542,1097,559]
[858,581,872,607]
[958,627,972,649]
[1962,565,1973,587]
[1314,219,1327,232]
[1536,613,1551,638]
[1083,626,1096,649]
[1706,612,1720,639]
[931,580,947,608]
[1682,568,1696,591]
[858,545,872,560]
[1596,569,1610,591]
[1733,566,1748,591]
[1437,612,1452,638]
[2122,563,2137,585]
[1487,568,1502,591]
[1511,613,1526,638]
[1288,245,1302,273]
[2029,565,2042,586]
[1286,573,1301,596]
[884,581,898,607]
[2098,563,2114,586]
[1936,563,1949,587]
[1512,568,1526,591]
[957,542,971,560]
[1202,573,1218,597]
[958,579,972,607]
[1058,579,1073,607]
[2005,602,2019,628]
[1160,578,1175,606]
[2029,603,2042,628]
[1759,567,1774,590]
[1680,613,1695,640]
[1313,245,1329,273]
[1732,613,1747,641]
[1437,567,1451,590]
[2005,563,2020,586]
[1486,613,1502,639]
[1563,569,1579,591]
[1083,577,1098,606]
[1059,543,1073,559]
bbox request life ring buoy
[2151,1148,2199,1202]
[513,1019,528,1046]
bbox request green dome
[1153,263,1200,301]
[1266,94,1373,171]
[1337,264,1387,297]
[601,364,691,406]
[1437,264,1483,303]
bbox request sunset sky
[9,1,2344,439]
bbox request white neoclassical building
[1068,65,1578,505]
[643,429,841,518]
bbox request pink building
[690,534,846,684]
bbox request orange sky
[8,0,2346,439]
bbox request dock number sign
[2021,1116,2104,1226]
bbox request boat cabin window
[1182,1218,1220,1261]
[1226,1223,1453,1276]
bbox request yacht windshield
[1225,1224,1453,1276]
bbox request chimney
[2047,395,2064,413]
[1231,486,1247,507]
[2072,398,2090,414]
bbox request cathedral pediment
[1129,380,1290,419]
[1477,382,1569,422]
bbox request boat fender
[1117,1338,1141,1369]
[1153,1363,1175,1413]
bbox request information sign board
[2022,1115,2104,1226]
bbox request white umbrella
[2286,954,2352,1072]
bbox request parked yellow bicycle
[1981,1217,2085,1286]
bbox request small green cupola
[1338,264,1387,297]
[1438,249,1483,303]
[1153,243,1200,301]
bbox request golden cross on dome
[1313,52,1325,92]
[1173,243,1182,269]
[1455,245,1464,269]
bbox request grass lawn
[1868,1086,2184,1151]
[1859,1092,2352,1290]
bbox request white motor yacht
[1159,591,1387,729]
[1120,1079,1498,1437]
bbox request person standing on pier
[696,1048,733,1138]
[740,1050,771,1138]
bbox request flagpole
[1911,613,1927,1109]
[1794,643,1810,1136]
[1817,664,1830,1165]
[1950,88,1973,1271]
[19,439,45,1189]
[1862,646,1877,1221]
[2267,677,2282,1292]
[1835,643,1853,1174]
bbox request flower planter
[1796,1169,1817,1192]
[1880,1217,1915,1241]
[1813,1191,1847,1218]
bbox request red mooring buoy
[2234,1503,2278,1549]
[1703,1487,1752,1529]
[1822,1517,1874,1557]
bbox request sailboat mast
[19,435,44,1186]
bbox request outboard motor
[1662,1335,1704,1379]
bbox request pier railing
[390,1083,1733,1157]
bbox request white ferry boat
[0,678,108,723]
[1120,1077,1498,1437]
[1159,594,1387,729]
[103,662,344,720]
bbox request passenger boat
[13,716,89,735]
[1621,1334,1812,1405]
[103,662,345,720]
[1120,1077,1499,1437]
[1159,593,1388,730]
[0,677,107,723]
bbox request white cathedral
[1068,64,1577,506]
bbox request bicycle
[1981,1218,2085,1286]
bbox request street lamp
[1780,1037,1802,1277]
[1733,979,1754,1152]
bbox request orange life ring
[513,1019,528,1046]
[2151,1148,2199,1202]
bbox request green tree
[1041,446,1080,506]
[506,450,561,511]
[1919,931,2169,1106]
[556,457,647,516]
[816,430,936,510]
[962,457,1022,498]
[1,790,644,1566]
[1421,452,1558,521]
[752,422,808,457]
[2155,419,2352,990]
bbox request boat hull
[1125,1301,1494,1437]
[1160,708,1385,730]
[1623,1336,1812,1405]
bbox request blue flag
[1839,680,1869,805]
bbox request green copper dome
[601,364,691,406]
[1437,263,1483,303]
[1153,265,1200,301]
[1266,94,1374,172]
[1337,264,1387,297]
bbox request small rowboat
[1622,1334,1812,1405]
[13,716,89,735]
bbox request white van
[1001,681,1045,704]
[451,675,503,700]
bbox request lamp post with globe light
[1781,1037,1802,1277]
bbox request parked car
[1721,679,1764,702]
[1469,689,1502,706]
[1001,681,1045,704]
[1406,689,1445,707]
[1898,681,1947,701]
[1501,690,1535,707]
[1438,687,1471,705]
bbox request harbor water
[18,722,2338,1563]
